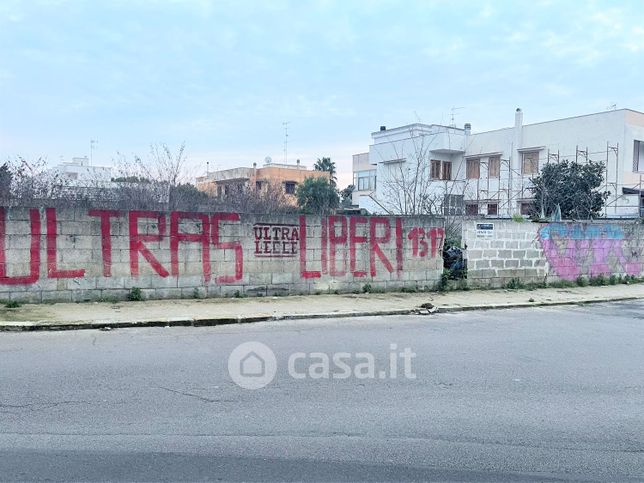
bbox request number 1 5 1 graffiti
[407,227,444,258]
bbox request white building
[51,156,113,187]
[353,108,644,218]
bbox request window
[255,181,262,190]
[522,151,540,175]
[353,170,376,191]
[466,158,480,179]
[520,202,532,215]
[441,161,452,180]
[488,156,500,178]
[430,160,441,179]
[465,203,478,215]
[634,140,644,172]
[443,194,464,216]
[487,203,498,216]
[284,181,297,194]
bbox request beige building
[196,160,329,202]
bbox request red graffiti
[0,207,41,285]
[407,227,444,258]
[0,208,445,288]
[170,212,211,282]
[46,208,85,279]
[299,215,407,279]
[88,209,121,277]
[329,215,348,277]
[349,216,367,277]
[299,215,321,279]
[211,213,243,283]
[129,211,170,278]
[369,217,393,277]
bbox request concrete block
[271,272,293,284]
[152,288,184,300]
[41,291,71,303]
[475,269,497,279]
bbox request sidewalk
[1,283,643,331]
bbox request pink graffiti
[538,223,641,280]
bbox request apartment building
[196,159,329,203]
[353,108,644,218]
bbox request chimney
[380,125,386,131]
[515,108,523,128]
[464,123,471,135]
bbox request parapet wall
[463,220,644,287]
[0,207,445,303]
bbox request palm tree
[314,157,337,186]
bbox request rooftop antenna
[606,103,617,111]
[450,107,464,127]
[282,121,290,164]
[90,139,98,165]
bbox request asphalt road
[0,301,643,481]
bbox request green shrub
[624,274,637,284]
[127,287,143,301]
[4,300,21,308]
[576,276,588,287]
[548,279,576,288]
[437,269,451,292]
[608,275,618,285]
[362,283,372,293]
[505,278,525,289]
[589,274,607,286]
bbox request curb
[0,295,642,332]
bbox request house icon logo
[228,342,277,389]
[240,351,265,377]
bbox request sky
[1,0,644,188]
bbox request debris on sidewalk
[414,302,439,315]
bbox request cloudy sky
[1,0,643,187]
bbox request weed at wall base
[505,278,525,290]
[127,287,143,301]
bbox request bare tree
[5,157,71,206]
[109,143,193,210]
[217,181,297,214]
[376,128,470,244]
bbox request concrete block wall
[0,207,445,302]
[463,219,644,287]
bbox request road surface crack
[154,385,222,403]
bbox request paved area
[0,301,642,480]
[1,283,643,330]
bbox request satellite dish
[264,156,272,164]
